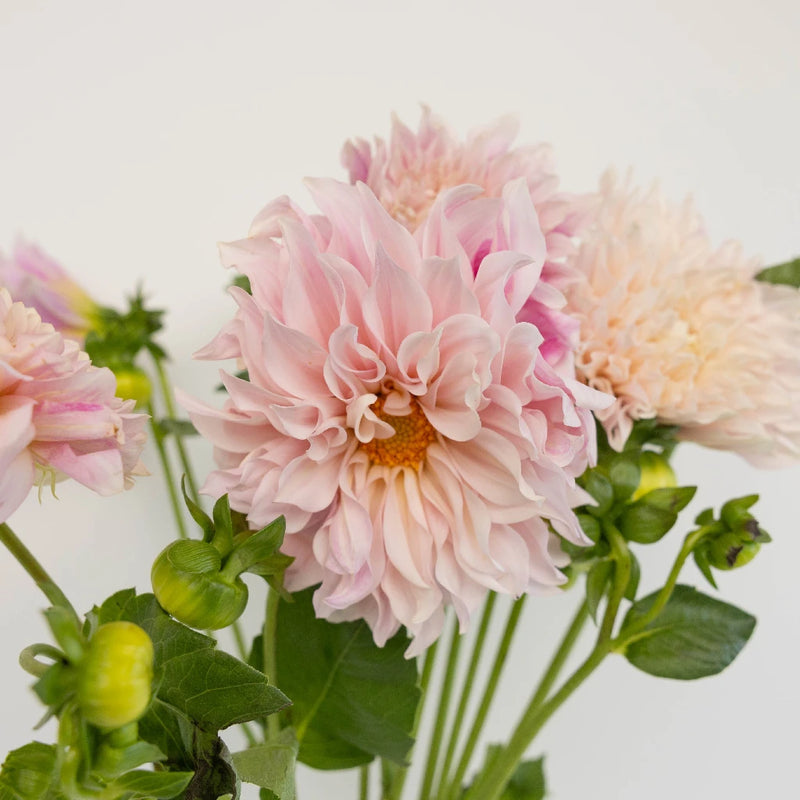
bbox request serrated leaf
[276,588,419,770]
[232,730,297,799]
[0,742,58,800]
[756,257,800,287]
[585,560,613,622]
[94,591,289,732]
[107,769,193,798]
[620,585,756,679]
[618,503,677,544]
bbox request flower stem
[435,593,497,798]
[419,615,463,800]
[147,404,189,540]
[264,586,280,739]
[387,636,441,800]
[0,522,79,622]
[446,596,525,800]
[360,764,370,800]
[151,354,200,503]
[527,597,589,710]
[465,529,632,800]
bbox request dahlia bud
[705,521,766,571]
[76,622,154,730]
[113,365,152,408]
[631,451,676,501]
[151,540,248,630]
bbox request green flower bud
[631,451,676,501]
[113,365,152,407]
[151,539,248,629]
[76,622,153,730]
[705,523,764,570]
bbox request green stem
[231,619,250,662]
[436,593,497,798]
[387,636,441,800]
[466,530,632,800]
[0,522,79,622]
[610,527,707,649]
[147,405,188,540]
[264,587,280,739]
[527,598,589,710]
[419,615,462,800]
[151,355,200,503]
[446,596,525,800]
[360,764,370,800]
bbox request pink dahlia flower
[342,107,594,372]
[566,171,800,466]
[0,240,97,343]
[182,179,609,654]
[0,288,148,523]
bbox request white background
[0,1,798,798]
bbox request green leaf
[585,560,613,622]
[93,740,167,781]
[180,478,214,542]
[620,585,756,679]
[158,418,199,437]
[756,257,800,287]
[183,738,239,800]
[212,495,234,555]
[580,471,613,517]
[225,517,286,576]
[136,698,195,768]
[624,551,641,602]
[576,513,601,544]
[500,756,546,800]
[107,769,193,799]
[0,742,58,800]
[232,730,298,799]
[275,588,419,770]
[93,591,290,732]
[634,486,696,514]
[607,456,640,502]
[618,503,677,544]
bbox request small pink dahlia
[0,240,97,343]
[566,170,800,466]
[0,288,148,524]
[182,179,609,654]
[342,107,595,373]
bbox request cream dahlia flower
[182,179,610,654]
[342,107,596,373]
[0,288,148,523]
[566,171,800,466]
[0,240,97,343]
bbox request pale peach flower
[0,289,148,523]
[343,107,596,372]
[566,171,800,466]
[0,240,98,343]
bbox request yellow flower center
[360,395,437,469]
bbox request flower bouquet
[1,108,798,800]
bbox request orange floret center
[360,395,437,469]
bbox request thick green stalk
[419,616,463,800]
[0,522,79,622]
[360,764,370,800]
[151,355,200,503]
[435,593,497,797]
[387,636,441,800]
[446,596,525,800]
[527,598,589,710]
[147,404,188,540]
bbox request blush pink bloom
[342,107,595,373]
[566,171,800,466]
[0,288,148,523]
[182,179,609,654]
[0,240,97,343]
